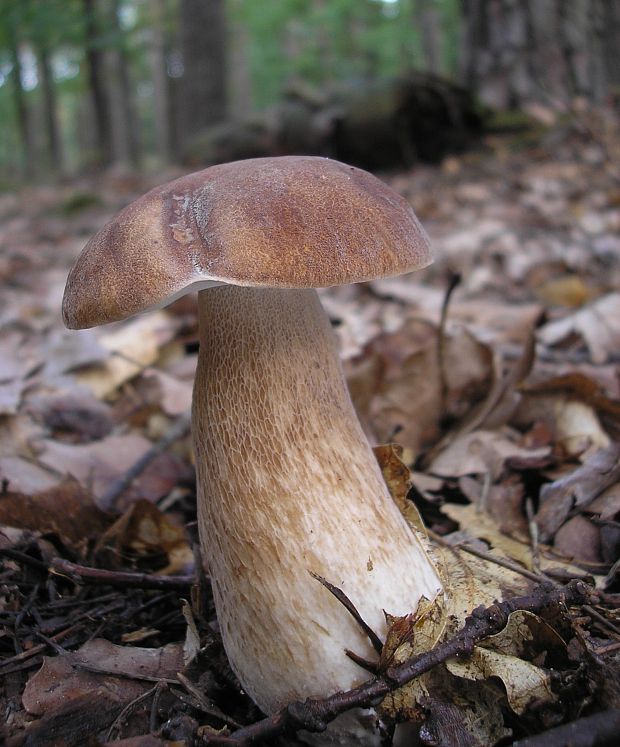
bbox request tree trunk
[6,17,34,178]
[414,0,443,75]
[105,0,140,167]
[228,14,253,118]
[149,0,173,162]
[461,0,615,110]
[602,0,620,88]
[83,0,112,166]
[178,0,227,151]
[37,45,63,174]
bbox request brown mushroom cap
[63,156,432,329]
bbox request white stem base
[193,286,442,714]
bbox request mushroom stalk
[193,285,442,714]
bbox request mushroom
[63,156,442,716]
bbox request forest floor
[1,113,620,746]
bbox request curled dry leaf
[518,371,620,443]
[446,610,563,714]
[536,443,620,543]
[23,638,183,716]
[429,429,550,478]
[142,369,193,417]
[538,292,620,364]
[374,443,428,534]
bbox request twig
[437,272,461,415]
[200,580,593,745]
[106,683,162,741]
[98,413,191,511]
[525,497,541,575]
[512,709,620,747]
[50,557,194,592]
[431,533,558,587]
[75,661,179,685]
[310,572,383,654]
[0,622,84,672]
[150,681,167,733]
[0,548,48,572]
[176,671,243,729]
[582,605,620,638]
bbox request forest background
[2,0,620,183]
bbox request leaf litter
[1,122,620,744]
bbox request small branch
[437,272,461,414]
[454,540,556,586]
[98,413,191,511]
[201,580,593,745]
[310,572,383,654]
[512,709,620,747]
[49,558,194,592]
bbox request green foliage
[0,0,464,181]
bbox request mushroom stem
[193,285,442,714]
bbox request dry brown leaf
[0,378,25,415]
[38,433,187,505]
[442,502,592,581]
[95,499,194,575]
[73,311,177,399]
[536,443,620,542]
[446,610,562,714]
[538,292,620,364]
[534,274,596,308]
[0,454,59,494]
[429,429,550,478]
[554,515,602,563]
[0,478,111,551]
[142,369,193,417]
[23,638,183,716]
[371,325,493,456]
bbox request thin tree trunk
[37,45,63,174]
[83,0,112,166]
[414,0,443,75]
[228,15,253,118]
[602,0,620,88]
[149,0,172,162]
[461,0,613,110]
[6,18,34,178]
[178,0,227,151]
[106,0,140,167]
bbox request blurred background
[1,0,619,184]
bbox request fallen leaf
[142,369,193,417]
[26,390,115,442]
[38,433,188,505]
[0,479,111,551]
[538,292,620,364]
[0,378,25,415]
[446,610,561,714]
[554,515,602,563]
[429,429,550,478]
[73,312,178,399]
[95,499,194,575]
[23,638,183,716]
[536,443,620,542]
[0,454,60,494]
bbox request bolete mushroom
[63,156,442,715]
